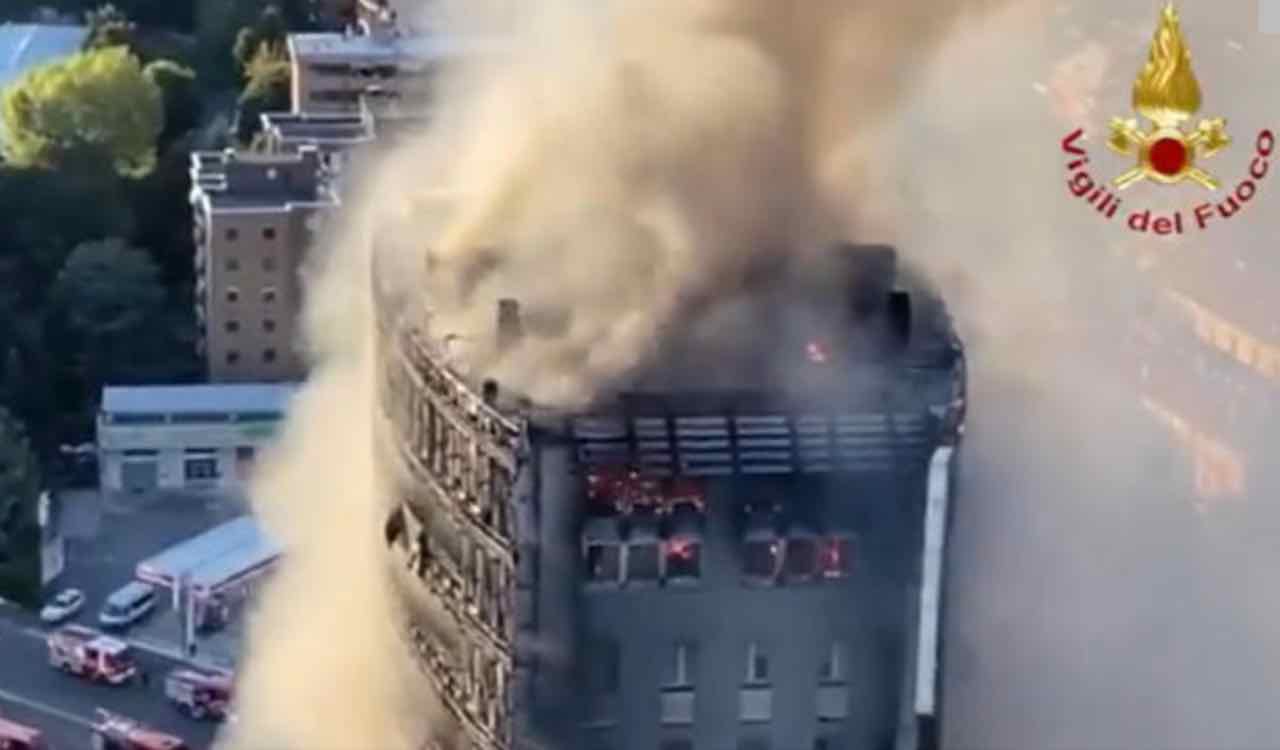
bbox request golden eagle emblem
[1107,2,1229,189]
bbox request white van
[98,582,157,630]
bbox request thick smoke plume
[219,0,1280,748]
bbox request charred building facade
[373,243,966,750]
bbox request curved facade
[372,241,967,750]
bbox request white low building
[96,384,297,495]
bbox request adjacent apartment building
[373,241,967,750]
[286,10,502,114]
[189,145,337,382]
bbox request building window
[225,228,239,241]
[660,741,693,750]
[626,542,660,583]
[225,320,240,333]
[183,457,219,481]
[263,256,277,271]
[664,642,697,688]
[266,168,278,180]
[585,543,621,583]
[226,350,240,365]
[226,257,240,271]
[262,286,277,303]
[664,538,701,580]
[263,319,276,333]
[226,287,240,303]
[820,641,846,683]
[236,446,256,461]
[785,536,818,579]
[263,348,277,363]
[820,536,853,579]
[746,643,769,684]
[738,739,769,750]
[743,539,781,580]
[263,227,277,240]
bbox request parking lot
[51,487,249,664]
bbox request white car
[40,588,85,624]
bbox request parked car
[98,582,157,630]
[40,588,86,624]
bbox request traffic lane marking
[0,687,93,728]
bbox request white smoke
[218,0,1280,748]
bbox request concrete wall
[97,419,281,494]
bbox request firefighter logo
[1106,2,1229,190]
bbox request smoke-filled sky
[219,1,1280,748]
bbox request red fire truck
[163,667,234,720]
[0,713,48,750]
[90,710,187,750]
[46,625,137,685]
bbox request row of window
[225,256,278,272]
[583,536,852,585]
[224,286,278,304]
[224,319,277,333]
[652,737,843,750]
[223,227,276,242]
[589,641,848,692]
[224,349,278,365]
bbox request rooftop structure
[101,383,296,418]
[286,17,506,113]
[136,515,281,600]
[189,146,335,382]
[373,241,965,750]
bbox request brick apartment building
[189,145,337,382]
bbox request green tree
[0,408,42,607]
[83,3,137,51]
[48,239,173,389]
[1,46,164,176]
[144,58,198,143]
[236,41,291,144]
[232,5,287,73]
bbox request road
[0,613,220,750]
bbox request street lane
[0,689,90,750]
[0,618,219,749]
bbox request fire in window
[585,543,621,583]
[820,536,853,578]
[664,537,701,580]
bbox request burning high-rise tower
[373,241,966,750]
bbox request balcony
[738,686,772,723]
[659,688,695,726]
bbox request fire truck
[90,710,187,750]
[163,667,233,720]
[46,625,137,685]
[0,712,48,750]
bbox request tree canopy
[48,238,174,387]
[144,58,199,143]
[83,3,137,51]
[1,46,164,176]
[0,406,41,566]
[236,41,292,143]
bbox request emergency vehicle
[163,667,233,720]
[0,712,48,750]
[90,710,187,750]
[46,625,137,685]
